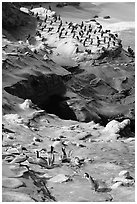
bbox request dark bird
[115,33,118,38]
[58,15,61,21]
[127,46,134,56]
[59,32,62,38]
[97,39,100,47]
[75,47,79,53]
[101,31,104,37]
[44,15,47,22]
[107,42,110,48]
[59,147,71,163]
[84,173,111,193]
[37,16,40,21]
[61,27,65,32]
[83,40,86,47]
[90,38,93,45]
[76,36,79,41]
[103,37,106,43]
[35,150,48,167]
[50,20,53,25]
[72,32,75,38]
[94,30,97,34]
[113,41,115,46]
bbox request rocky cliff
[2,3,135,202]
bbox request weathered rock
[119,170,130,178]
[10,154,28,164]
[104,119,130,134]
[113,177,134,187]
[19,99,33,110]
[3,114,24,124]
[48,174,70,183]
[77,132,92,140]
[2,177,24,188]
[111,182,123,189]
[7,148,19,154]
[2,191,34,202]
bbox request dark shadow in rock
[96,187,112,193]
[43,95,77,121]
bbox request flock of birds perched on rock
[24,5,124,56]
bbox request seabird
[90,38,93,45]
[50,20,53,25]
[49,5,51,10]
[84,173,111,193]
[72,32,76,38]
[58,15,61,21]
[94,30,97,34]
[59,32,62,38]
[115,33,118,38]
[75,47,79,53]
[101,31,104,37]
[76,36,79,41]
[107,42,110,48]
[65,31,68,35]
[35,150,48,167]
[97,39,100,47]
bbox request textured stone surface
[2,177,24,188]
[2,191,34,202]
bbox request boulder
[104,119,130,134]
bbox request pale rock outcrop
[111,170,135,188]
[3,114,24,124]
[31,7,56,19]
[19,99,33,110]
[104,119,130,134]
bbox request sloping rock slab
[2,191,34,202]
[48,174,69,183]
[2,177,24,188]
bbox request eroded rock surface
[2,2,135,202]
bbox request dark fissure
[40,95,77,121]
